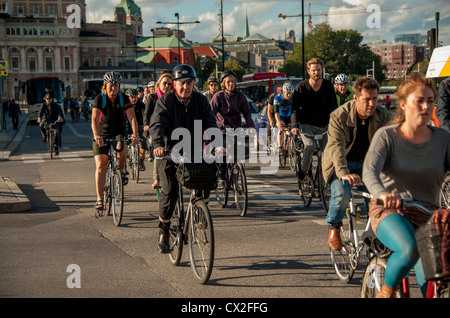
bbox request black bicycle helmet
[207,76,219,84]
[220,70,237,83]
[103,71,122,84]
[125,88,138,97]
[136,86,144,92]
[172,64,197,82]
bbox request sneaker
[122,172,128,185]
[157,229,170,254]
[297,170,306,181]
[139,162,146,171]
[54,149,59,155]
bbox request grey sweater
[363,124,450,206]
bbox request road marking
[247,177,324,214]
[65,123,92,138]
[22,155,45,164]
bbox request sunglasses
[162,81,172,86]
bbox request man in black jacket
[37,94,64,155]
[150,64,218,253]
[290,57,337,180]
[437,77,450,131]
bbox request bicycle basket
[416,213,450,281]
[176,161,219,191]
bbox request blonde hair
[156,73,173,90]
[390,72,436,124]
[307,57,324,70]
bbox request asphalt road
[0,118,423,307]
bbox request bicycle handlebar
[298,130,328,140]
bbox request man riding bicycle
[322,77,391,251]
[150,64,217,254]
[291,57,338,181]
[334,73,353,107]
[37,93,64,155]
[125,88,148,171]
[91,71,139,210]
[274,82,295,151]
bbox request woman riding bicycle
[363,73,450,297]
[210,70,255,187]
[91,71,139,210]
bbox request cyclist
[210,70,255,187]
[436,76,450,130]
[291,57,338,181]
[125,88,147,171]
[148,80,156,95]
[274,82,295,151]
[150,64,217,253]
[363,73,450,297]
[136,86,144,102]
[203,76,219,103]
[322,77,391,251]
[81,98,90,122]
[37,93,64,155]
[144,73,173,189]
[91,71,139,210]
[334,73,353,107]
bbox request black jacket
[437,77,450,131]
[150,90,218,153]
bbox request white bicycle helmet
[335,73,349,84]
[147,81,156,87]
[103,71,122,84]
[282,82,294,93]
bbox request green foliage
[280,23,385,83]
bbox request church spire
[244,10,249,38]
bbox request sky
[84,0,450,46]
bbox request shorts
[280,116,291,127]
[92,133,127,156]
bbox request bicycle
[360,199,449,298]
[440,172,450,209]
[157,154,215,284]
[330,183,372,283]
[96,138,126,226]
[295,130,330,209]
[278,127,301,171]
[42,120,60,159]
[215,130,249,217]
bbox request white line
[65,123,92,138]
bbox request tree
[280,23,385,82]
[224,58,246,82]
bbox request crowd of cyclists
[84,56,449,297]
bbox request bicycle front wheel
[103,164,112,216]
[189,200,214,284]
[134,146,140,183]
[288,137,297,171]
[318,164,331,212]
[330,211,355,283]
[361,256,390,298]
[440,173,450,209]
[111,169,124,226]
[233,163,248,217]
[169,198,184,266]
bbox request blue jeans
[326,160,367,227]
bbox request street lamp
[151,28,156,79]
[156,13,200,65]
[278,0,305,80]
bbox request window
[64,57,70,71]
[95,57,101,67]
[33,6,39,17]
[29,57,36,72]
[17,6,23,16]
[45,57,53,71]
[11,57,19,70]
[48,6,55,17]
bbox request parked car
[241,96,260,128]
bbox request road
[0,119,422,305]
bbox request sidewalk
[0,111,31,212]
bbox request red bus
[237,73,302,106]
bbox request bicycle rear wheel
[169,196,184,265]
[111,169,124,226]
[215,165,229,208]
[330,211,355,283]
[233,163,248,217]
[189,200,214,284]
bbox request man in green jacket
[335,73,353,107]
[322,77,391,251]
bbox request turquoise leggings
[376,214,427,296]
